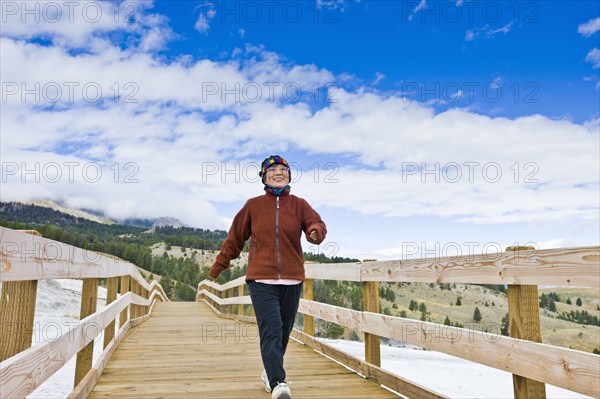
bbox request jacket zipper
[276,196,281,279]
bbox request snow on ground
[0,279,109,399]
[328,339,592,399]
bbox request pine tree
[456,296,462,306]
[500,313,509,336]
[549,299,557,312]
[566,298,572,305]
[444,316,451,325]
[576,298,583,306]
[473,307,482,322]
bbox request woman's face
[265,165,289,188]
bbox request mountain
[7,199,188,229]
[26,199,114,224]
[152,217,188,229]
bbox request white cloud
[195,2,216,34]
[373,72,385,85]
[585,48,600,68]
[578,17,600,37]
[316,0,346,11]
[1,4,598,235]
[487,21,514,37]
[0,0,171,51]
[465,22,514,42]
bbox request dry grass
[380,283,599,353]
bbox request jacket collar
[264,188,291,197]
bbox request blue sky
[1,0,599,260]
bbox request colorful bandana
[264,184,291,196]
[259,155,290,178]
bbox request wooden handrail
[0,290,165,398]
[196,244,600,398]
[195,246,599,288]
[0,227,159,291]
[0,227,169,398]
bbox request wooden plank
[104,277,118,350]
[119,276,129,328]
[0,280,37,361]
[68,318,136,399]
[0,230,39,362]
[88,302,400,399]
[363,281,381,367]
[0,227,168,295]
[75,278,98,386]
[302,246,600,287]
[297,299,599,397]
[0,291,156,398]
[508,284,546,398]
[303,279,314,336]
[291,330,449,399]
[237,285,244,316]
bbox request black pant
[247,281,303,391]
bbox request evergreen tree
[444,316,451,326]
[549,299,557,312]
[473,307,482,322]
[576,298,583,306]
[456,296,462,306]
[566,298,572,305]
[501,313,509,336]
[539,293,548,308]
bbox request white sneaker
[271,382,292,399]
[261,370,271,393]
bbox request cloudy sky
[1,0,599,261]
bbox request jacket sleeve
[301,199,327,245]
[210,201,252,279]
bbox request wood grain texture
[297,299,599,397]
[508,284,546,399]
[0,228,171,298]
[87,302,400,399]
[363,281,381,367]
[103,277,118,350]
[0,291,164,398]
[75,278,99,386]
[290,330,449,399]
[303,279,314,336]
[302,246,600,286]
[0,280,37,362]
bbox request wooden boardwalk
[89,302,400,398]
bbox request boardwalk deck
[88,302,400,398]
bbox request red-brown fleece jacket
[210,189,327,281]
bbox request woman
[210,155,327,399]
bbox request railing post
[238,285,245,316]
[132,280,140,319]
[120,276,129,327]
[0,230,41,362]
[506,246,546,399]
[363,280,381,367]
[103,277,118,349]
[303,279,314,336]
[75,278,98,386]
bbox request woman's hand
[309,230,318,241]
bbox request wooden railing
[197,245,600,399]
[0,227,169,398]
